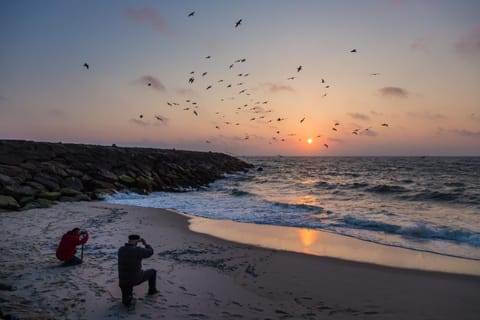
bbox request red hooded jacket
[56,230,89,261]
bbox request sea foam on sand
[0,202,479,320]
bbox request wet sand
[0,202,479,319]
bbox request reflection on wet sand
[188,216,480,276]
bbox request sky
[1,0,479,156]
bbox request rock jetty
[0,140,252,211]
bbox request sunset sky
[1,0,479,156]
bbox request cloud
[129,118,149,126]
[47,108,67,118]
[468,113,480,121]
[410,37,431,54]
[379,87,408,98]
[449,129,480,138]
[407,111,446,120]
[454,26,480,58]
[348,112,370,121]
[262,82,295,93]
[359,129,378,137]
[176,88,197,96]
[133,75,166,91]
[125,7,166,31]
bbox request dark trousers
[120,269,157,306]
[60,256,82,267]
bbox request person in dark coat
[56,228,89,266]
[118,234,158,308]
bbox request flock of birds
[82,11,390,150]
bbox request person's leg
[139,269,157,294]
[61,256,82,267]
[120,285,133,307]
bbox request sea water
[105,157,480,260]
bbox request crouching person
[56,228,89,266]
[118,234,158,309]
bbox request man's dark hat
[129,234,141,240]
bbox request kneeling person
[56,228,89,266]
[118,234,158,308]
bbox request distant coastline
[0,140,252,211]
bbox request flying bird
[205,55,211,59]
[235,19,242,28]
[229,64,234,69]
[324,144,329,148]
[147,83,152,87]
[287,77,296,80]
[350,49,357,53]
[188,11,195,17]
[155,115,164,121]
[300,117,305,123]
[381,123,389,127]
[332,127,337,131]
[297,65,303,72]
[83,63,89,70]
[202,72,208,76]
[188,77,195,84]
[370,73,380,76]
[139,114,143,119]
[206,85,212,90]
[193,110,198,116]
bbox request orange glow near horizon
[307,138,313,144]
[298,228,319,247]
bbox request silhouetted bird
[83,63,89,70]
[202,72,208,76]
[188,11,195,17]
[229,64,234,69]
[188,77,194,84]
[147,83,152,87]
[324,144,329,148]
[381,123,389,127]
[300,117,305,123]
[321,78,325,83]
[206,85,212,90]
[297,65,302,72]
[350,49,357,53]
[155,115,164,121]
[139,114,143,119]
[193,110,198,116]
[205,55,211,59]
[332,128,337,131]
[235,19,242,28]
[370,73,380,76]
[287,77,296,80]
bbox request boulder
[22,198,54,210]
[3,184,38,198]
[119,174,135,186]
[61,176,83,191]
[33,174,60,191]
[0,195,20,210]
[38,192,61,201]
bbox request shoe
[147,289,159,295]
[124,297,136,310]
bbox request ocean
[105,157,480,260]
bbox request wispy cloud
[129,118,149,126]
[449,129,480,138]
[125,7,166,31]
[379,86,408,98]
[348,112,370,121]
[133,75,166,91]
[468,113,480,121]
[360,129,378,137]
[407,111,446,120]
[454,26,480,58]
[262,82,295,93]
[47,108,67,118]
[176,88,197,96]
[411,37,431,54]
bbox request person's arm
[140,238,154,258]
[79,231,89,244]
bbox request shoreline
[187,214,480,277]
[1,202,479,319]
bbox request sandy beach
[1,202,479,320]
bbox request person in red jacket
[56,227,89,266]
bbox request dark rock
[0,195,20,210]
[38,192,61,201]
[0,140,253,207]
[61,176,83,191]
[22,198,54,210]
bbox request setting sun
[307,138,313,144]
